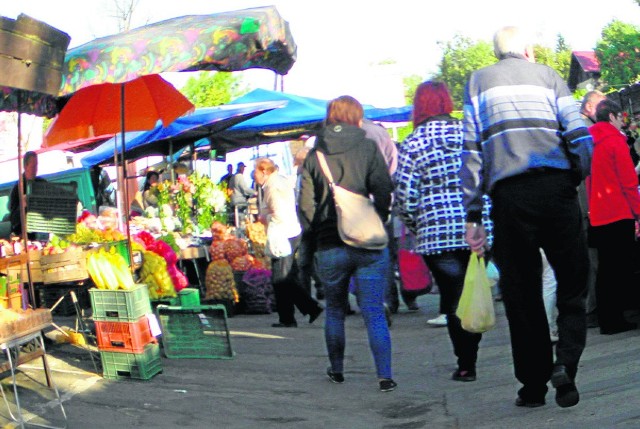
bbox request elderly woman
[254,157,323,329]
[298,95,396,392]
[587,99,640,335]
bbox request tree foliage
[595,20,640,88]
[433,35,496,109]
[180,72,247,107]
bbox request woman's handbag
[397,226,432,295]
[316,152,388,250]
[456,253,496,333]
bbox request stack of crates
[89,284,162,380]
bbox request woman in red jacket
[588,99,640,335]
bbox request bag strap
[316,152,335,186]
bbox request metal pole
[120,83,133,268]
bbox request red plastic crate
[95,315,157,353]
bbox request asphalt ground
[1,293,639,429]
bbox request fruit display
[245,221,267,245]
[211,221,232,241]
[139,250,176,299]
[204,259,239,302]
[224,238,248,262]
[86,247,135,290]
[66,224,126,244]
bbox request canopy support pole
[120,84,133,268]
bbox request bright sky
[5,0,640,108]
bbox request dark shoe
[406,301,420,312]
[379,379,397,392]
[551,365,579,408]
[452,368,476,382]
[271,322,298,328]
[327,368,344,384]
[345,304,356,315]
[309,307,324,324]
[600,321,636,335]
[515,396,546,408]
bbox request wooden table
[0,322,67,428]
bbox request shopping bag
[456,253,496,333]
[398,248,432,295]
[265,221,292,258]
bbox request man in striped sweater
[459,26,593,409]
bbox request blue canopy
[204,88,412,150]
[79,100,286,167]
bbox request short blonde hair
[493,26,532,59]
[254,157,277,174]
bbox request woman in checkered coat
[395,81,493,382]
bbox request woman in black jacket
[298,95,396,392]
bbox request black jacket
[298,123,393,250]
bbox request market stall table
[0,311,67,428]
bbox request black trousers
[272,234,320,324]
[491,170,588,398]
[424,249,481,371]
[591,219,636,330]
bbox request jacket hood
[316,123,368,155]
[589,121,625,146]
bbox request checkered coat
[394,115,492,255]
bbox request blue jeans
[315,246,392,379]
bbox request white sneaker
[427,314,447,327]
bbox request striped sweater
[460,53,593,221]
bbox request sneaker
[379,379,397,392]
[427,314,447,327]
[327,368,344,384]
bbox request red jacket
[587,121,640,226]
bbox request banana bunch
[86,247,135,290]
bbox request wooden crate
[40,247,88,284]
[0,250,42,284]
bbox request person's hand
[465,223,487,257]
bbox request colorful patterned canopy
[60,6,297,96]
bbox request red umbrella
[43,74,194,148]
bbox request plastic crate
[95,315,157,353]
[156,305,233,359]
[178,288,201,307]
[26,181,78,236]
[100,342,162,380]
[90,284,152,322]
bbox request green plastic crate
[90,284,152,322]
[100,342,162,380]
[178,288,201,307]
[156,305,233,359]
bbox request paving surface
[1,293,639,429]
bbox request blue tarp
[204,89,412,150]
[79,100,286,167]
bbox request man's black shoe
[271,322,298,328]
[515,396,545,408]
[551,365,579,408]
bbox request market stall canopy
[0,14,70,117]
[79,101,287,167]
[60,6,296,96]
[198,88,412,151]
